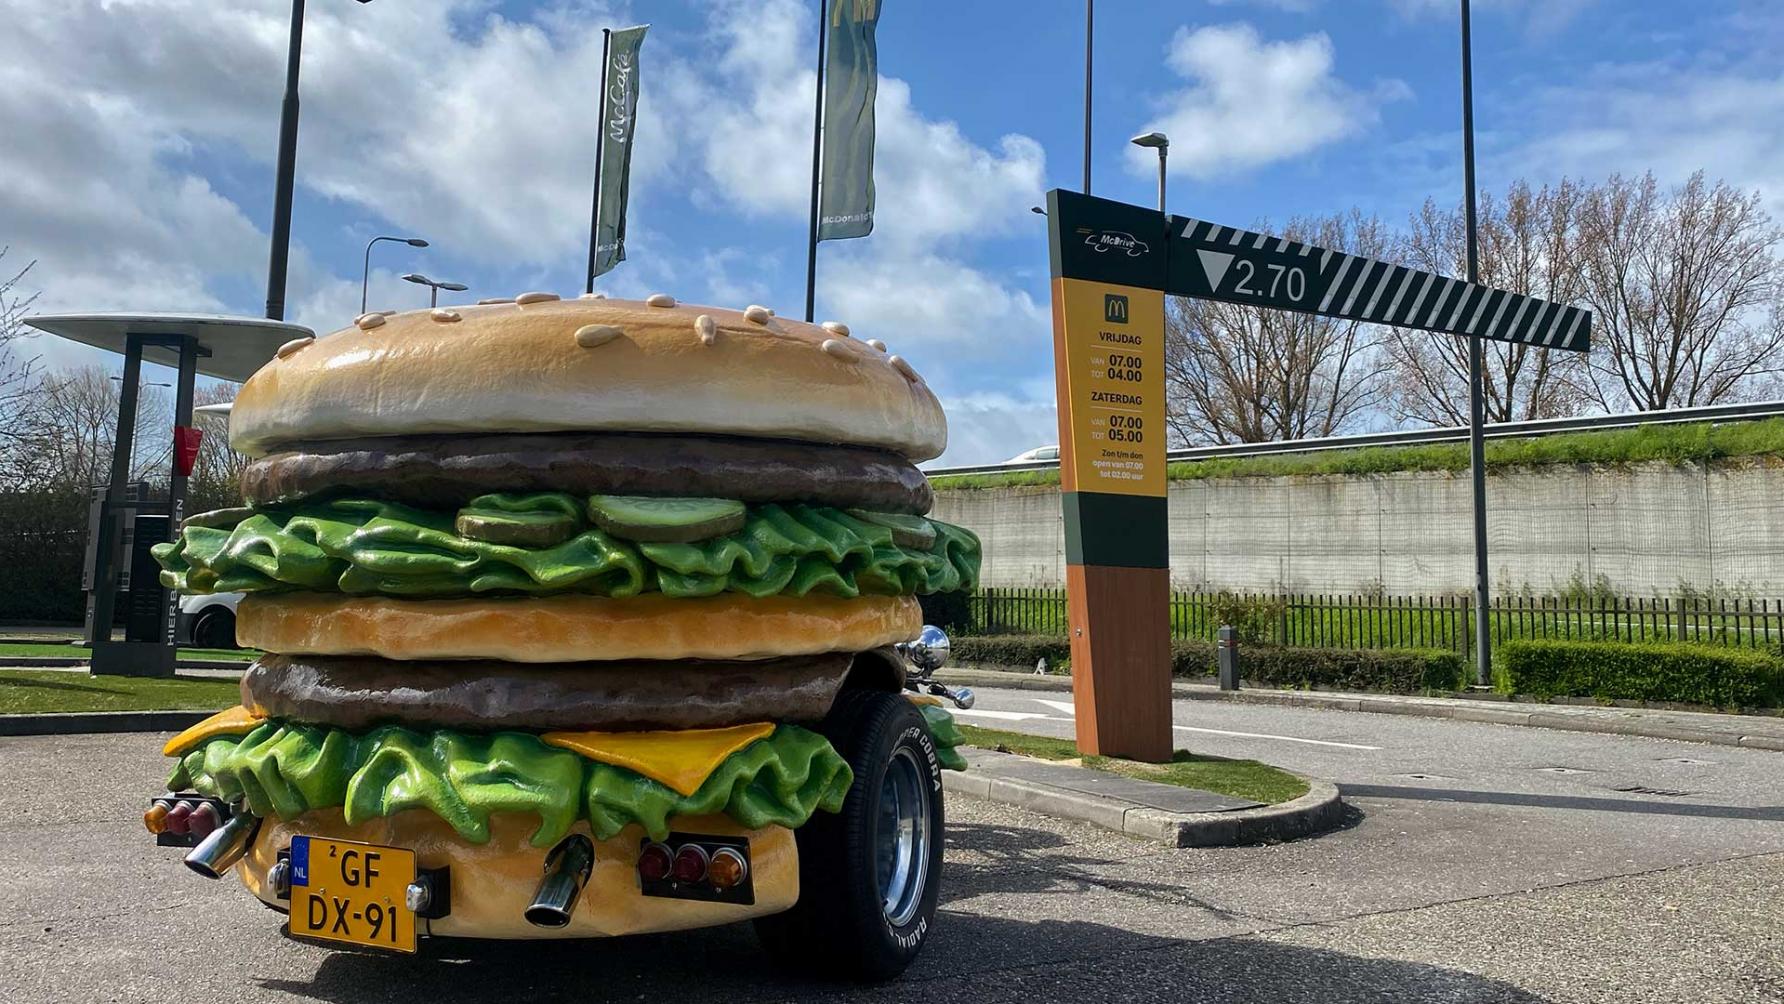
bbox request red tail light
[671,844,709,884]
[637,842,673,883]
[188,802,221,839]
[165,801,195,835]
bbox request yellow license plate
[287,836,418,953]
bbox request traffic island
[946,728,1344,847]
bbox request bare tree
[188,382,247,512]
[1575,172,1784,410]
[0,247,41,447]
[1163,211,1389,445]
[4,366,171,491]
[1384,181,1590,425]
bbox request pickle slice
[586,495,748,543]
[847,510,937,551]
[455,508,580,548]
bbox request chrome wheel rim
[875,746,931,927]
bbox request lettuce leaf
[153,497,980,601]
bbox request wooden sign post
[1047,190,1173,762]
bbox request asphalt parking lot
[3,722,1781,1003]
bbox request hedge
[1495,638,1784,707]
[953,634,1467,694]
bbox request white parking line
[1172,725,1380,751]
[1021,696,1379,751]
[951,708,1056,722]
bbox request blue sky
[6,0,1783,464]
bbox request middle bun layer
[238,592,921,662]
[241,651,885,732]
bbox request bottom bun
[237,592,921,662]
[240,808,797,940]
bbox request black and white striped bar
[1165,215,1591,353]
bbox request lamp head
[401,273,431,286]
[1130,131,1170,150]
[438,281,469,292]
[405,238,430,248]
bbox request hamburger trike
[143,294,981,981]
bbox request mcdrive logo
[1104,294,1129,324]
[1083,230,1149,256]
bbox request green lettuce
[169,721,854,846]
[918,704,970,772]
[153,496,980,601]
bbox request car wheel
[755,689,944,982]
[192,609,236,650]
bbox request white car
[177,591,244,648]
[1004,445,1060,464]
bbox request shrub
[1495,639,1784,707]
[953,634,1072,671]
[954,633,1466,693]
[1173,641,1467,693]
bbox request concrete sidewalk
[939,667,1784,752]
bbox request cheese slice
[541,722,776,797]
[163,705,265,757]
[904,692,944,707]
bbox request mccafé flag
[818,0,880,241]
[592,24,647,279]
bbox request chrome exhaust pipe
[525,835,594,928]
[183,812,259,879]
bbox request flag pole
[1083,0,1093,193]
[1460,0,1492,685]
[584,28,612,294]
[803,0,830,322]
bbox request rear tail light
[708,847,748,890]
[671,844,709,884]
[188,802,221,839]
[143,800,174,834]
[637,842,673,883]
[165,801,195,835]
[637,833,754,905]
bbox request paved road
[3,710,1781,1003]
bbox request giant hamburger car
[146,293,978,980]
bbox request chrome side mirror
[907,624,950,673]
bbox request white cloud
[926,390,1059,469]
[1503,65,1784,216]
[1388,0,1597,34]
[1208,0,1323,11]
[4,0,1057,461]
[1128,23,1407,180]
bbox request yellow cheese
[163,705,265,757]
[904,692,944,707]
[541,722,776,797]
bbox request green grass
[930,418,1784,491]
[958,724,1309,804]
[0,670,241,715]
[0,642,256,662]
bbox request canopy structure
[23,312,311,675]
[25,312,311,383]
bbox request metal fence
[967,587,1784,652]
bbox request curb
[0,710,211,737]
[942,760,1344,847]
[938,667,1784,752]
[0,657,250,671]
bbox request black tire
[192,609,236,649]
[756,689,944,982]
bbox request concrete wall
[930,458,1784,596]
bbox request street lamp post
[362,236,429,313]
[1130,132,1169,212]
[401,273,468,308]
[264,0,376,321]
